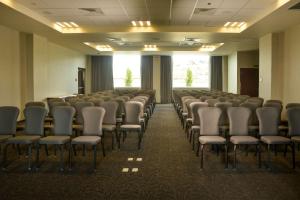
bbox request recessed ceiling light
[56,22,80,28]
[84,42,113,52]
[144,44,157,51]
[146,21,151,26]
[199,43,224,52]
[131,20,151,27]
[131,21,137,26]
[224,22,231,27]
[139,21,144,26]
[224,21,246,28]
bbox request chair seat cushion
[230,136,259,145]
[39,136,70,145]
[6,135,41,144]
[103,124,116,131]
[72,136,101,145]
[186,118,192,122]
[120,124,141,131]
[0,135,12,143]
[199,136,226,144]
[191,125,200,130]
[291,136,300,142]
[182,112,188,117]
[261,136,291,144]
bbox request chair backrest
[24,106,47,135]
[198,107,221,136]
[240,102,260,125]
[25,101,45,108]
[186,99,201,118]
[49,102,70,116]
[205,99,219,107]
[74,102,94,124]
[215,102,232,126]
[227,107,251,136]
[246,97,264,107]
[287,107,300,136]
[53,106,75,135]
[263,102,282,123]
[124,102,142,124]
[256,107,279,136]
[114,98,126,117]
[100,101,118,125]
[82,107,105,136]
[190,102,208,125]
[88,99,104,107]
[0,106,19,135]
[199,96,213,102]
[265,99,282,105]
[286,103,300,109]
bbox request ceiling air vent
[194,8,216,15]
[79,8,104,15]
[289,2,300,10]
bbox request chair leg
[274,144,277,156]
[138,130,142,149]
[196,142,200,157]
[224,144,228,169]
[292,142,295,169]
[101,139,106,157]
[44,144,49,156]
[27,144,32,171]
[267,144,272,169]
[234,144,237,169]
[2,144,9,170]
[284,144,287,157]
[36,143,40,169]
[200,144,204,169]
[82,144,86,156]
[93,145,97,170]
[59,145,64,171]
[72,144,77,156]
[257,143,261,168]
[68,143,72,170]
[17,144,21,156]
[111,131,115,150]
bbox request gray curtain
[160,56,172,103]
[210,56,223,90]
[141,56,153,89]
[91,56,114,92]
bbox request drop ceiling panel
[36,8,89,16]
[125,7,148,15]
[172,0,197,8]
[244,0,278,9]
[101,7,126,16]
[196,0,223,8]
[147,0,171,8]
[121,0,146,7]
[220,0,249,9]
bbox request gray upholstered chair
[100,101,119,149]
[3,106,47,170]
[120,102,143,149]
[49,102,70,117]
[190,102,208,150]
[74,102,94,125]
[70,107,106,170]
[286,107,300,168]
[215,102,232,132]
[205,99,219,107]
[0,106,19,151]
[228,107,260,168]
[240,102,260,130]
[286,103,300,109]
[185,99,201,137]
[265,100,282,105]
[246,97,264,107]
[36,106,75,171]
[197,107,228,169]
[256,107,294,169]
[25,102,46,108]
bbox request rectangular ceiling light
[199,43,224,52]
[144,44,157,51]
[84,42,113,52]
[131,21,151,27]
[224,21,246,28]
[56,22,80,28]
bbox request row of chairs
[0,94,155,171]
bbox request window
[172,54,210,88]
[113,53,141,88]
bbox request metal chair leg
[200,144,204,169]
[111,131,115,150]
[268,144,272,169]
[28,144,32,171]
[196,142,200,157]
[101,139,106,157]
[68,143,71,170]
[44,144,49,156]
[234,144,237,169]
[257,143,261,168]
[2,144,9,170]
[93,145,97,170]
[138,130,142,149]
[59,145,64,171]
[82,144,86,156]
[225,144,228,169]
[292,143,295,169]
[36,143,40,169]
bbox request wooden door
[78,68,85,94]
[240,68,259,97]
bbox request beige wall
[0,24,87,109]
[228,52,237,93]
[0,25,21,108]
[283,24,300,105]
[222,56,228,92]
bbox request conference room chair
[0,106,19,154]
[205,99,219,107]
[256,107,295,169]
[70,107,106,170]
[227,99,242,107]
[120,101,144,149]
[215,102,232,133]
[2,106,47,170]
[100,101,119,149]
[286,103,300,109]
[246,97,264,107]
[286,107,300,167]
[190,102,208,150]
[185,99,201,136]
[197,107,228,169]
[49,102,70,118]
[265,100,283,105]
[74,101,94,126]
[25,101,46,108]
[228,107,260,168]
[199,95,213,102]
[36,106,75,171]
[88,99,104,107]
[240,102,260,132]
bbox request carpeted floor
[0,104,300,200]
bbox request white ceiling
[1,0,300,55]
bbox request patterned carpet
[0,104,300,200]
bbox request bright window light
[113,53,141,88]
[172,54,210,88]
